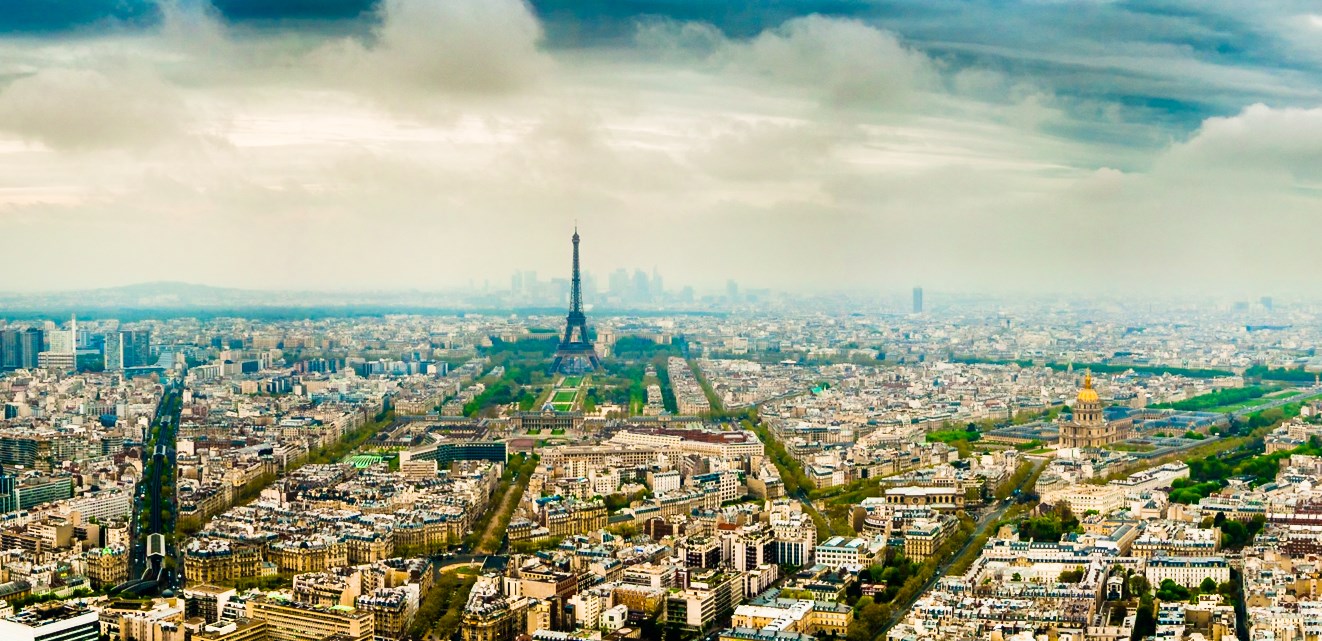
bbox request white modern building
[0,605,99,641]
[649,470,681,495]
[815,536,867,568]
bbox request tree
[1134,594,1157,639]
[847,596,890,641]
[1217,580,1240,604]
[1017,503,1082,542]
[1156,579,1191,602]
[1129,575,1151,598]
[1221,520,1250,549]
[1200,577,1218,594]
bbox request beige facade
[1059,374,1128,449]
[247,596,373,641]
[184,543,263,584]
[83,547,129,589]
[266,540,348,574]
[460,598,528,641]
[904,517,959,562]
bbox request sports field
[347,454,384,468]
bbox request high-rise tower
[550,227,601,373]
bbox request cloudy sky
[1,1,1320,296]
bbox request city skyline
[1,2,1321,294]
[0,276,1298,314]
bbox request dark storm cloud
[209,0,376,21]
[0,0,375,33]
[0,0,159,33]
[543,1,1322,136]
[0,0,864,36]
[855,1,1322,129]
[529,0,873,44]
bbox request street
[877,459,1046,636]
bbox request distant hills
[0,282,727,320]
[1,281,292,308]
[0,281,485,315]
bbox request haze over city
[2,1,1321,296]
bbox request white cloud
[732,15,936,108]
[313,0,550,98]
[0,67,192,151]
[1159,103,1322,183]
[636,15,938,110]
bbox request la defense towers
[550,227,602,374]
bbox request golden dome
[1076,372,1100,404]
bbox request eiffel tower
[550,227,601,373]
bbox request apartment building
[246,595,373,641]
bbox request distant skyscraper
[552,278,571,304]
[49,327,75,354]
[632,269,651,303]
[1261,296,1274,312]
[0,330,15,370]
[19,329,43,369]
[510,271,523,293]
[609,268,629,297]
[0,467,16,514]
[727,280,739,301]
[913,287,924,314]
[104,329,151,371]
[105,332,124,371]
[125,330,151,367]
[1,328,44,370]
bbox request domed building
[1059,373,1127,449]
